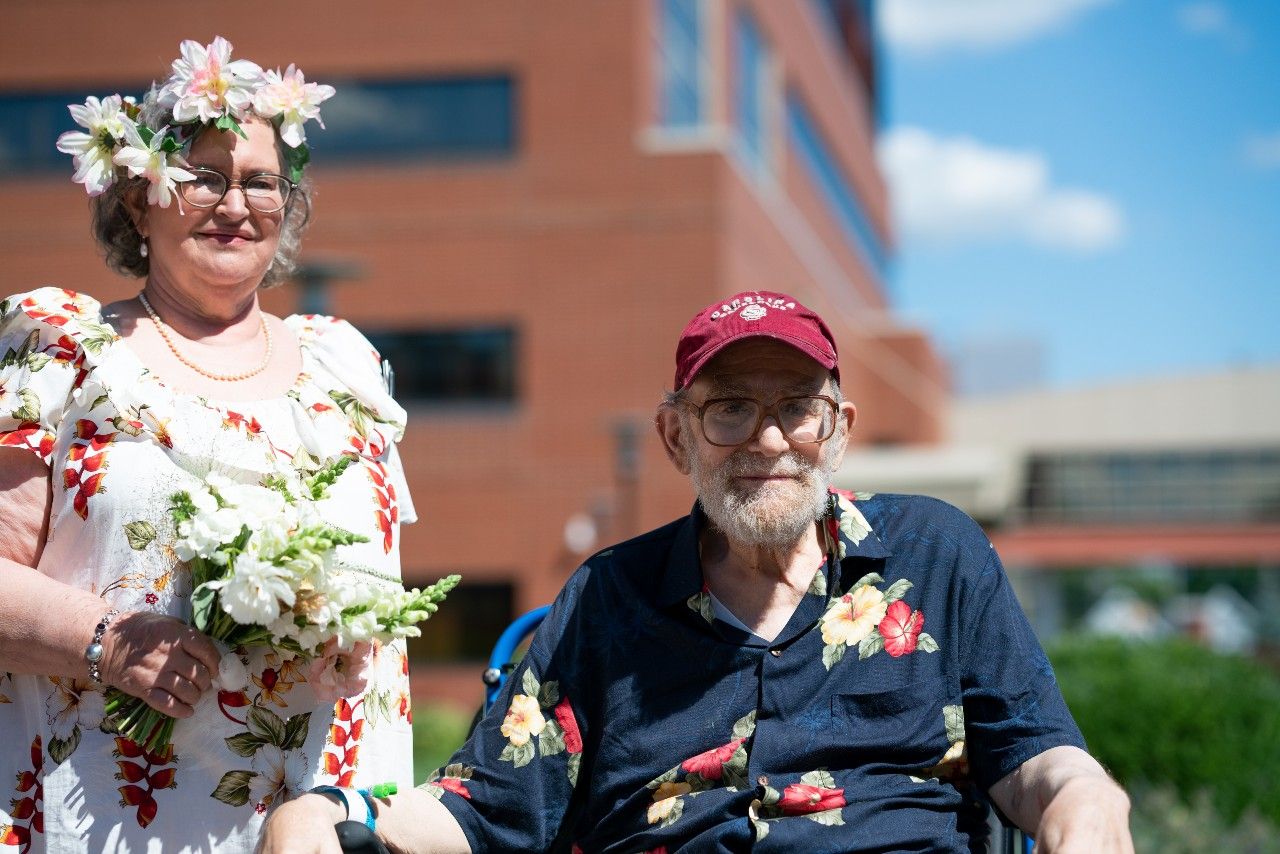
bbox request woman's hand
[101,611,223,718]
[256,793,346,854]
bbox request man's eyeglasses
[178,167,296,213]
[681,395,840,447]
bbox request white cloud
[1243,133,1280,170]
[878,0,1113,53]
[877,127,1125,253]
[1175,3,1249,47]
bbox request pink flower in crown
[254,64,335,148]
[163,37,264,124]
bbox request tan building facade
[1,0,946,706]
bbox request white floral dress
[0,288,418,853]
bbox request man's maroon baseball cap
[673,291,839,390]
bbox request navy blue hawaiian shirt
[424,489,1085,853]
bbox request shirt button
[769,648,781,657]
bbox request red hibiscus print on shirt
[878,599,925,657]
[553,698,583,755]
[680,737,745,781]
[777,783,846,815]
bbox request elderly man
[262,292,1132,853]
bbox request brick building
[0,0,946,706]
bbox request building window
[0,74,515,179]
[1024,449,1280,524]
[365,327,517,405]
[656,0,706,128]
[785,93,888,280]
[313,75,515,163]
[734,9,771,175]
[407,581,515,662]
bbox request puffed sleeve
[422,566,592,851]
[0,288,107,465]
[298,315,416,524]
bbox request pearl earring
[139,240,148,258]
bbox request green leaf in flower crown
[138,125,156,146]
[224,732,266,758]
[284,144,309,184]
[160,134,182,154]
[123,521,157,551]
[211,770,253,806]
[282,712,312,751]
[214,113,248,140]
[246,705,287,746]
[190,585,216,634]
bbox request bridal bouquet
[104,458,460,751]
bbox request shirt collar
[656,488,891,610]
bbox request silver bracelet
[85,608,121,685]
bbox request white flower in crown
[112,122,196,208]
[56,95,131,195]
[254,64,335,148]
[162,36,264,124]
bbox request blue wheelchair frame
[480,606,1031,853]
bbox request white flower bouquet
[103,458,459,751]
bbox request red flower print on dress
[1,736,43,852]
[0,424,56,464]
[777,783,846,815]
[680,737,745,781]
[363,459,398,554]
[878,599,925,657]
[322,697,364,786]
[112,737,178,829]
[222,410,263,435]
[63,418,115,520]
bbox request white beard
[690,446,833,549]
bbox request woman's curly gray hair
[89,115,312,289]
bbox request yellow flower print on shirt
[501,694,546,748]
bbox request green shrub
[1128,785,1280,854]
[1047,635,1280,827]
[411,703,473,785]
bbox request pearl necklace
[137,291,273,382]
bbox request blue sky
[874,0,1280,391]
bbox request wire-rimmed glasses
[682,395,840,447]
[178,167,296,213]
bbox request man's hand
[990,745,1133,854]
[256,793,347,854]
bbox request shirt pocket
[830,676,956,767]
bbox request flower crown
[56,37,335,208]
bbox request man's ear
[824,401,857,471]
[655,404,692,475]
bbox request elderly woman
[0,38,417,851]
